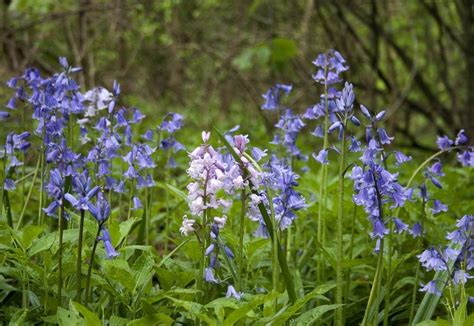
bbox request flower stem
[57,197,65,307]
[238,188,246,291]
[317,71,330,285]
[76,209,85,303]
[335,124,347,325]
[198,170,210,304]
[362,171,385,325]
[85,224,102,304]
[38,129,46,226]
[362,238,384,325]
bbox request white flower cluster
[180,132,266,237]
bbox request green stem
[3,189,12,228]
[198,170,210,304]
[238,188,246,291]
[76,209,85,303]
[346,204,357,302]
[335,124,347,325]
[362,239,384,326]
[362,172,385,325]
[57,197,65,307]
[85,224,102,304]
[38,129,46,226]
[317,71,330,286]
[164,150,171,252]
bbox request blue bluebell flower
[312,50,348,85]
[88,192,111,223]
[418,248,447,271]
[261,84,292,111]
[313,149,329,164]
[226,285,243,300]
[436,136,453,150]
[100,228,119,259]
[431,199,448,215]
[419,281,441,296]
[410,222,423,238]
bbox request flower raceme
[418,215,474,295]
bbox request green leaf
[156,182,187,202]
[17,225,45,250]
[102,259,135,292]
[70,301,101,326]
[165,297,215,325]
[271,284,336,324]
[223,292,279,325]
[453,295,467,326]
[206,297,240,322]
[292,304,344,325]
[57,307,80,325]
[133,253,155,295]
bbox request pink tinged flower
[202,131,211,143]
[213,216,227,229]
[179,216,195,236]
[234,134,249,153]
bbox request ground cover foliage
[0,51,473,325]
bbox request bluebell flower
[436,135,453,150]
[393,217,409,234]
[204,267,219,284]
[226,285,243,300]
[431,199,448,215]
[313,149,329,164]
[349,136,361,152]
[0,111,10,120]
[261,84,292,111]
[371,219,389,238]
[159,113,184,133]
[312,50,348,85]
[100,228,119,259]
[418,248,447,271]
[457,150,473,167]
[453,269,472,285]
[394,151,412,165]
[271,109,306,159]
[311,125,324,138]
[64,170,100,211]
[88,192,111,223]
[3,178,16,191]
[455,129,468,146]
[410,222,423,238]
[419,281,441,296]
[378,128,394,145]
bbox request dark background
[1,0,472,148]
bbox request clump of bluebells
[350,106,413,246]
[418,215,473,295]
[1,51,473,325]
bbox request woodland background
[0,0,473,145]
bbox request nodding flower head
[261,84,292,111]
[88,192,111,223]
